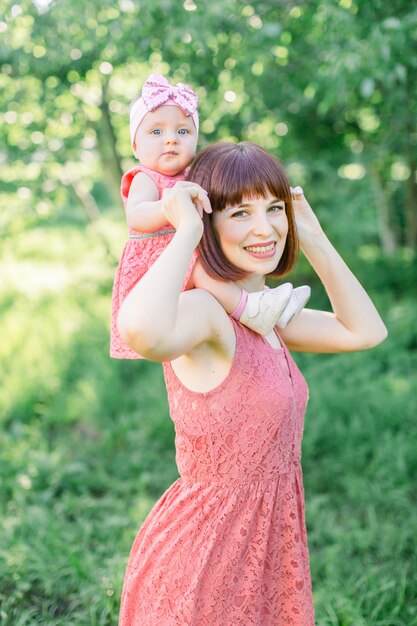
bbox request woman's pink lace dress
[118,318,315,625]
[110,164,196,359]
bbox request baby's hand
[171,181,212,218]
[291,186,310,206]
[161,182,211,235]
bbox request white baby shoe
[276,285,311,328]
[239,283,293,336]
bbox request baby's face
[134,105,198,176]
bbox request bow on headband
[142,74,198,117]
[129,74,200,150]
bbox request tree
[1,0,415,254]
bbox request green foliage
[1,218,416,624]
[1,0,417,622]
[1,0,416,248]
[0,219,176,624]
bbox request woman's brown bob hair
[187,141,298,281]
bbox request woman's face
[212,192,289,276]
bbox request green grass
[1,216,416,625]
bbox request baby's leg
[190,260,242,312]
[191,260,293,336]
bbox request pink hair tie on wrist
[231,290,248,321]
[129,73,199,150]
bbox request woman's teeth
[245,243,275,253]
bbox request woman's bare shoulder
[126,287,234,363]
[172,288,235,359]
[169,289,237,392]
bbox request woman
[117,141,387,625]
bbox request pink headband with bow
[130,74,199,150]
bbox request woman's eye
[268,204,285,212]
[231,210,247,218]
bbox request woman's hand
[290,186,323,247]
[162,181,212,237]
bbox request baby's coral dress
[110,164,196,359]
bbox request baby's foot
[276,285,311,328]
[239,283,293,336]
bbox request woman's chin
[238,261,279,278]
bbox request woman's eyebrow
[224,203,248,211]
[225,198,285,211]
[235,198,284,208]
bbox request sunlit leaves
[0,0,415,247]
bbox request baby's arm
[125,172,169,232]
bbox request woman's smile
[244,241,277,258]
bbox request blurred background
[1,0,416,624]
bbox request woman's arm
[117,183,225,361]
[280,188,388,353]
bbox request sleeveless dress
[118,318,315,625]
[110,164,197,359]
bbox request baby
[110,74,310,358]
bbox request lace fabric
[118,319,315,625]
[110,165,195,360]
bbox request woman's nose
[252,212,274,236]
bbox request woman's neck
[236,275,266,293]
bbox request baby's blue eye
[178,129,189,135]
[151,129,161,135]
